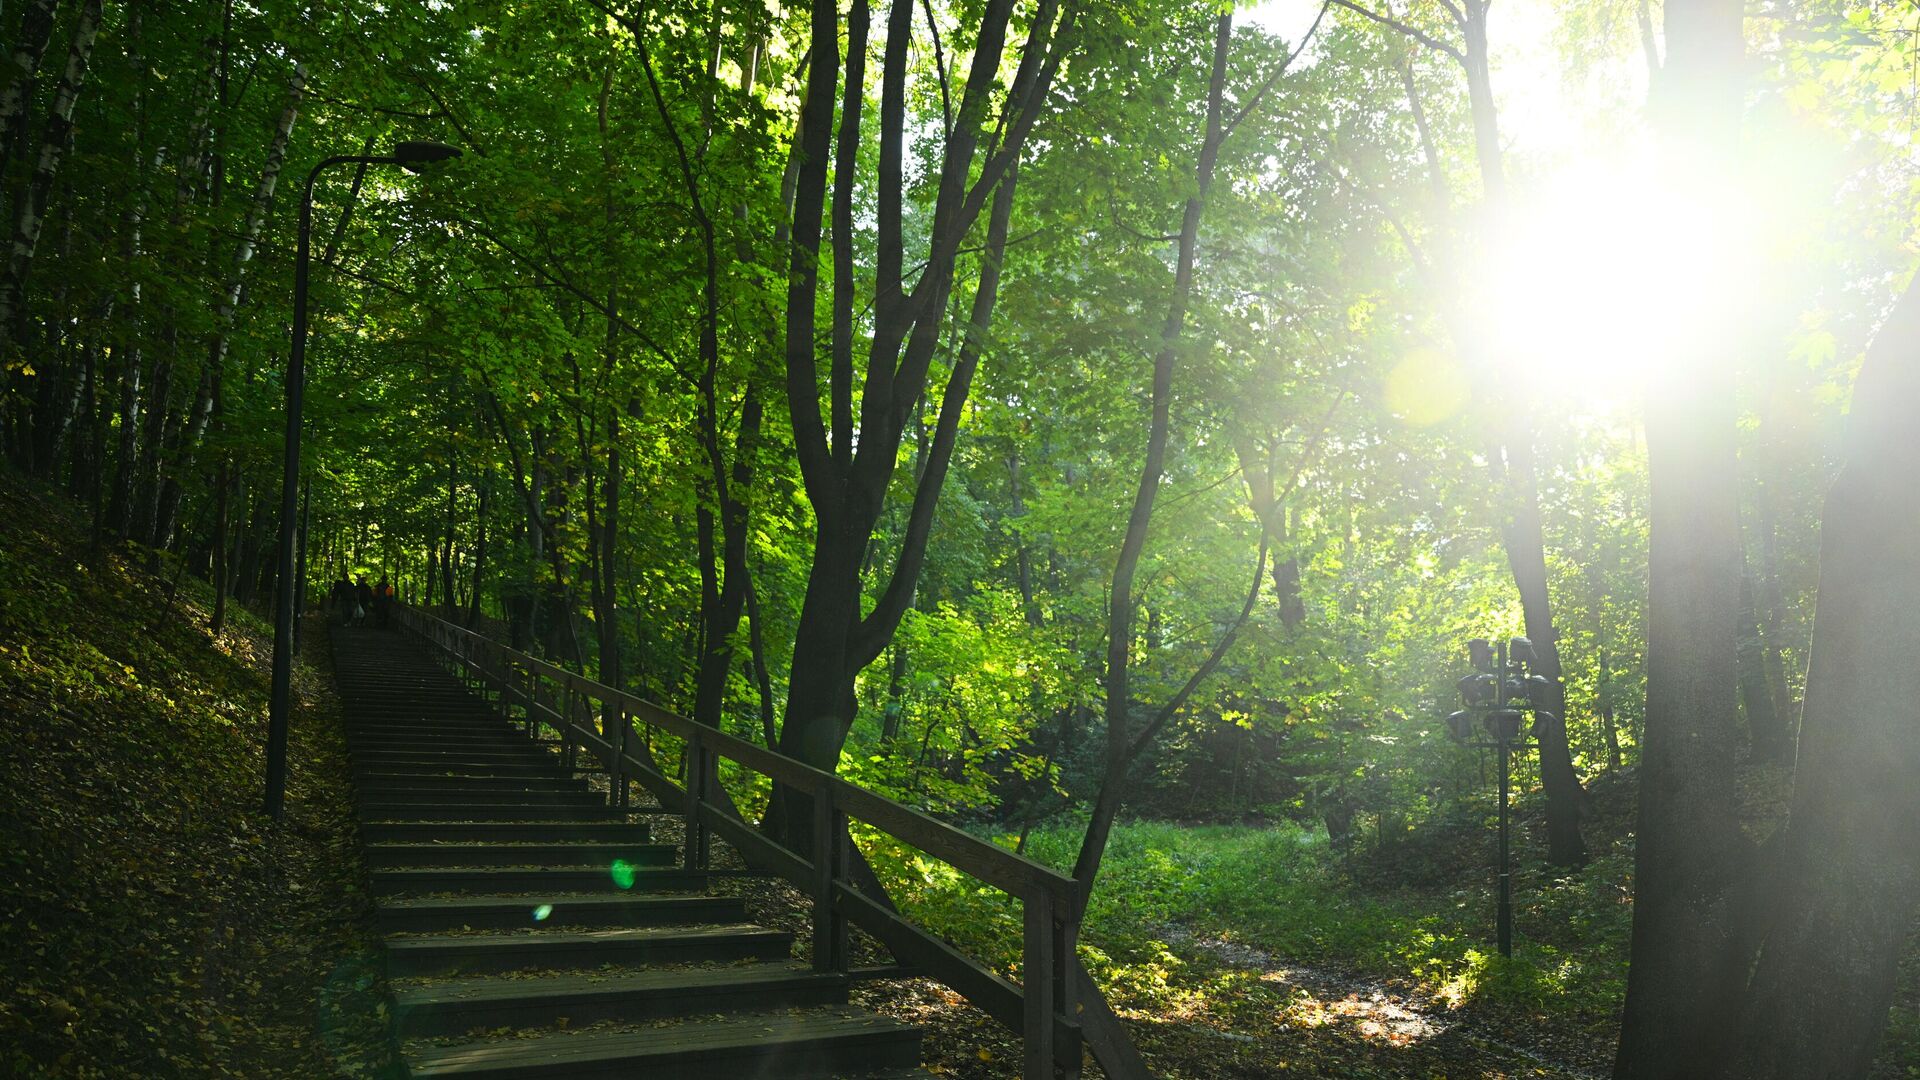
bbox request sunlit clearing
[609,860,636,890]
[1478,148,1758,404]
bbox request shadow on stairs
[330,625,929,1079]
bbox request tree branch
[1126,530,1269,763]
[850,162,1019,668]
[832,0,874,476]
[1223,1,1331,140]
[1328,0,1465,64]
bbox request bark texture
[1721,273,1920,1079]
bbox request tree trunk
[1498,434,1588,866]
[1612,2,1750,1076]
[1400,0,1588,866]
[1721,272,1920,1079]
[1073,12,1232,898]
[1755,490,1796,737]
[1736,557,1787,760]
[72,323,101,510]
[443,450,457,613]
[106,348,142,539]
[103,5,148,543]
[595,409,622,689]
[0,0,101,357]
[212,459,229,633]
[770,0,1064,850]
[468,474,488,626]
[151,63,304,551]
[744,571,778,747]
[0,0,61,189]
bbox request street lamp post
[1445,636,1557,958]
[265,141,461,820]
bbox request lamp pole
[1496,716,1512,956]
[1446,636,1555,958]
[265,142,461,819]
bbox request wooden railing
[393,604,1150,1080]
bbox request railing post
[1055,896,1082,1079]
[1024,889,1058,1080]
[521,670,534,737]
[683,730,708,871]
[611,705,628,808]
[811,782,849,974]
[531,672,547,742]
[493,649,509,722]
[562,683,577,773]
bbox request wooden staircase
[331,626,928,1079]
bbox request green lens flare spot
[610,859,636,890]
[532,904,553,922]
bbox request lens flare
[532,904,553,921]
[609,859,636,890]
[1474,147,1759,405]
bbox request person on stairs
[353,576,374,627]
[329,573,355,627]
[374,575,394,629]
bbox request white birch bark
[0,0,102,358]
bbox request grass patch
[878,815,1632,1058]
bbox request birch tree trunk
[151,63,305,550]
[0,0,62,190]
[0,0,101,357]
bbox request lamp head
[1468,638,1494,673]
[1509,636,1536,665]
[1485,709,1527,743]
[393,140,463,172]
[1457,672,1497,706]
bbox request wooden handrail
[391,605,1148,1080]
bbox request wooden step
[355,774,587,793]
[352,765,571,782]
[391,962,846,1037]
[345,704,503,715]
[361,821,652,845]
[402,1005,923,1078]
[347,725,524,740]
[343,702,486,712]
[383,924,791,977]
[374,893,743,933]
[349,734,540,747]
[352,751,563,769]
[363,841,677,869]
[345,699,495,707]
[357,788,607,809]
[371,865,708,896]
[359,803,635,822]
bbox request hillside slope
[0,472,393,1077]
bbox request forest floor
[881,775,1920,1078]
[0,472,396,1078]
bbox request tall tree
[1342,0,1588,865]
[770,0,1072,839]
